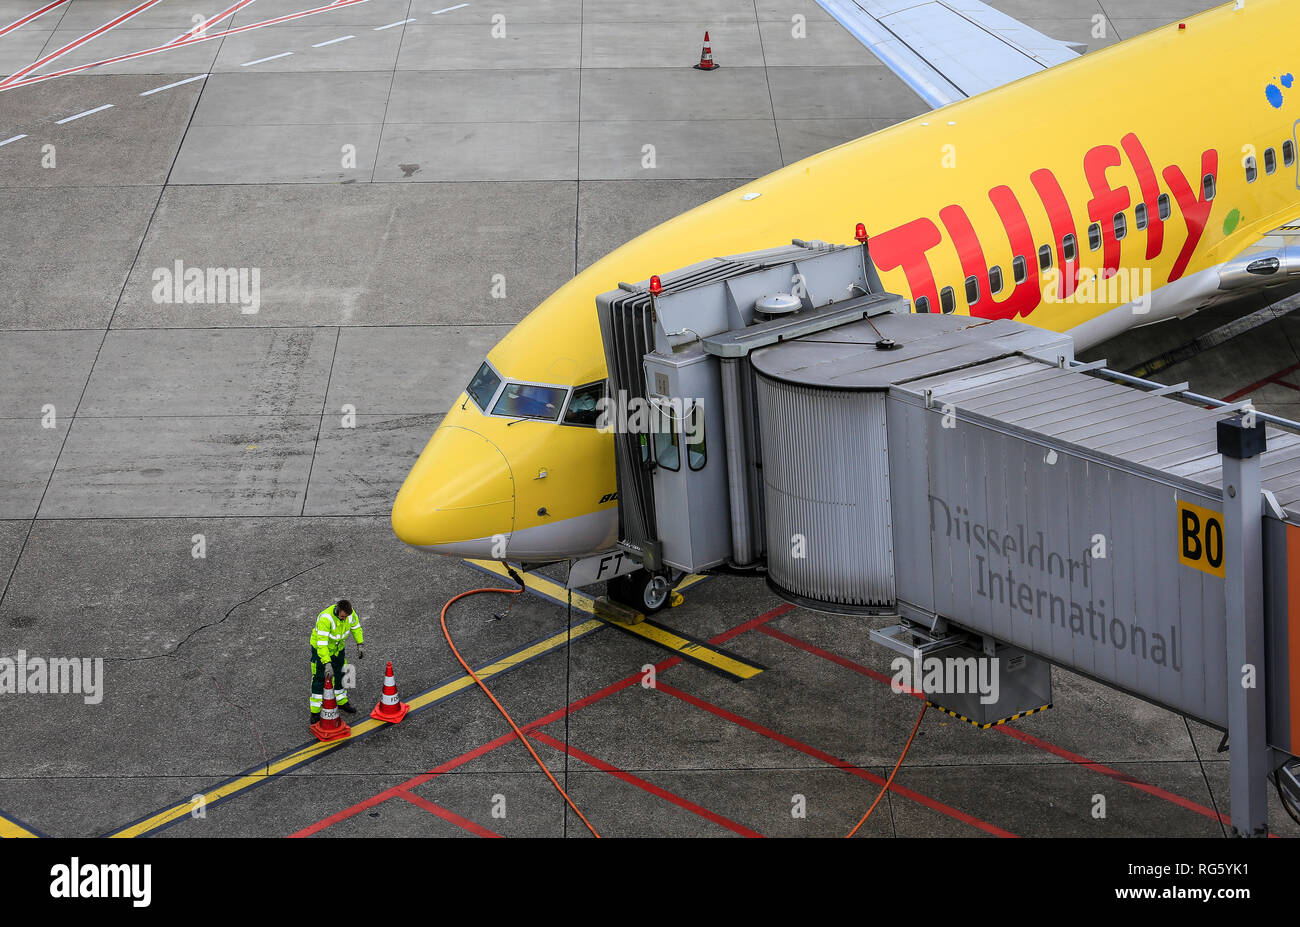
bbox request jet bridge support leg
[1221,415,1270,836]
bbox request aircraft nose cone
[391,425,515,552]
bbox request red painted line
[530,729,764,838]
[170,0,260,44]
[1221,362,1300,403]
[654,681,1017,838]
[759,624,1280,836]
[0,0,373,92]
[395,789,501,838]
[291,603,794,838]
[1,0,171,88]
[0,0,69,39]
[1273,380,1300,394]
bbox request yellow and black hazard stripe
[925,701,1052,730]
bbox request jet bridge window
[1245,155,1258,183]
[1038,244,1052,270]
[1087,223,1102,251]
[939,286,955,314]
[653,405,680,471]
[1134,203,1148,231]
[492,382,567,421]
[964,275,979,304]
[1265,147,1277,175]
[988,265,1004,295]
[685,404,706,471]
[466,361,502,412]
[562,380,606,427]
[1284,140,1296,167]
[1157,193,1171,221]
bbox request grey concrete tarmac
[5,0,1296,839]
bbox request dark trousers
[309,648,349,710]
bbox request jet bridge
[596,238,1300,835]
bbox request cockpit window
[492,382,567,421]
[466,362,502,411]
[563,381,606,427]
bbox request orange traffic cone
[370,661,410,723]
[311,675,352,742]
[694,31,718,71]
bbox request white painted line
[139,73,208,96]
[374,17,413,29]
[0,134,27,147]
[55,103,113,123]
[311,34,354,46]
[241,51,293,66]
[431,3,468,12]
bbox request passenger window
[563,380,606,427]
[1134,202,1148,230]
[1285,140,1296,166]
[1038,245,1052,270]
[466,361,502,412]
[492,382,567,421]
[1245,155,1258,182]
[685,405,706,471]
[940,286,955,314]
[1063,234,1077,262]
[1114,212,1127,240]
[964,275,979,304]
[988,265,1003,295]
[1157,193,1171,220]
[1088,223,1102,251]
[1012,255,1027,285]
[1203,173,1216,200]
[914,296,930,314]
[1266,147,1277,175]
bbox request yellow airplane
[392,0,1300,608]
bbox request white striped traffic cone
[370,661,410,723]
[311,675,352,742]
[694,31,718,70]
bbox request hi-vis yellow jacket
[310,604,363,663]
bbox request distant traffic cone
[370,661,410,723]
[311,675,352,742]
[694,31,719,70]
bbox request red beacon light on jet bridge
[649,275,662,295]
[855,222,868,244]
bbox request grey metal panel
[757,376,894,607]
[887,400,934,616]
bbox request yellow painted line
[467,558,597,612]
[621,620,764,680]
[0,813,41,838]
[108,617,604,838]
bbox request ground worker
[309,599,365,726]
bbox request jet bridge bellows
[595,238,1300,835]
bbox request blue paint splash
[1283,73,1295,88]
[1267,83,1284,108]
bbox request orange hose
[845,702,927,838]
[440,585,601,838]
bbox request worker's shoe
[309,711,320,726]
[339,701,358,714]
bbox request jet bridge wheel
[608,569,671,614]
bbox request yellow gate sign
[1178,499,1225,578]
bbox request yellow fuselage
[393,0,1300,559]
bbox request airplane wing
[815,0,1082,109]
